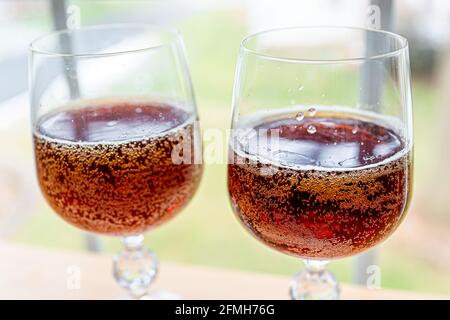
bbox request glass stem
[113,234,158,299]
[290,259,340,300]
[123,234,145,250]
[304,259,329,272]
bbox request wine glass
[228,26,413,300]
[29,24,203,298]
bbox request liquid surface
[34,101,202,235]
[228,111,411,259]
[38,101,190,142]
[238,114,404,169]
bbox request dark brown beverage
[34,100,202,235]
[228,111,412,258]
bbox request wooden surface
[0,241,445,300]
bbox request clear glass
[29,24,203,299]
[228,26,413,300]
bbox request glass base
[290,260,340,300]
[113,234,158,299]
[115,290,181,300]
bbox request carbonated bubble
[295,112,304,121]
[308,107,316,117]
[307,125,316,134]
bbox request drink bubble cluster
[34,101,202,235]
[228,110,411,258]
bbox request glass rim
[240,26,409,64]
[29,23,181,58]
